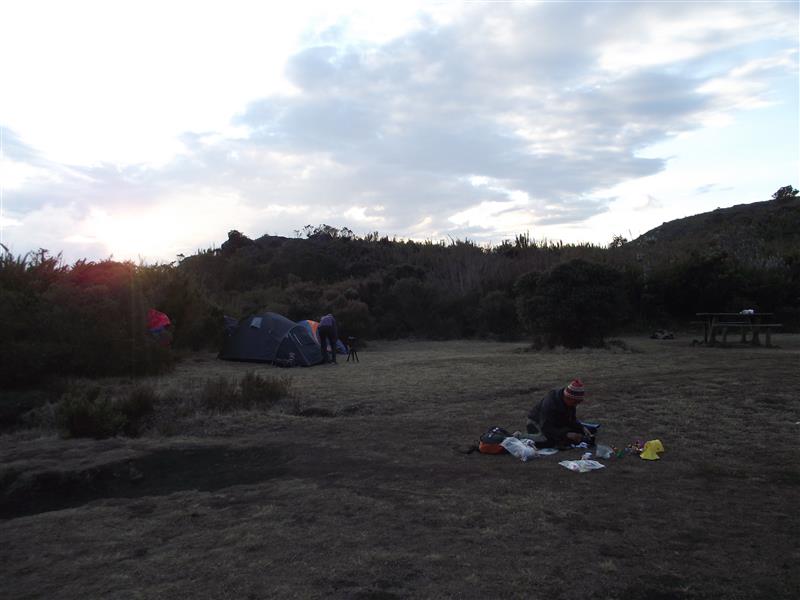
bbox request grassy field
[1,334,799,599]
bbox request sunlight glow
[71,193,257,261]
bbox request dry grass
[1,333,799,599]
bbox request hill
[627,196,800,267]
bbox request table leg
[750,317,761,346]
[709,318,718,345]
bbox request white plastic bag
[596,444,613,459]
[500,437,559,461]
[501,437,537,461]
[558,459,606,472]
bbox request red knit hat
[564,379,585,401]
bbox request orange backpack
[478,426,512,454]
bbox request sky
[1,0,798,264]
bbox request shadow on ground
[1,445,289,519]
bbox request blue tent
[296,319,348,354]
[219,312,322,366]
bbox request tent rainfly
[296,319,348,355]
[219,312,322,366]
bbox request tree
[772,185,798,202]
[609,234,628,248]
[220,230,254,254]
[515,259,630,348]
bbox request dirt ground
[1,334,799,599]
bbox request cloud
[641,195,664,210]
[2,128,43,164]
[3,2,798,260]
[693,183,736,196]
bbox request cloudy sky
[1,1,798,263]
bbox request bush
[201,373,292,412]
[0,387,60,431]
[239,372,292,408]
[57,385,124,439]
[0,253,176,388]
[649,254,746,317]
[0,340,71,389]
[516,259,630,348]
[150,391,193,437]
[476,290,519,338]
[378,277,441,337]
[333,299,373,339]
[285,281,324,321]
[117,386,156,436]
[200,376,241,412]
[39,372,294,437]
[56,383,156,439]
[142,266,224,350]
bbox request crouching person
[526,379,590,448]
[318,312,338,364]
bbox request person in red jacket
[526,379,591,448]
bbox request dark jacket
[319,314,337,338]
[528,388,583,444]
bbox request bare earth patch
[1,335,799,599]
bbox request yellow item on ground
[640,439,664,460]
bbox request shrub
[380,277,441,337]
[0,254,176,388]
[150,398,185,437]
[57,385,124,439]
[200,373,292,412]
[285,281,324,321]
[333,299,373,339]
[0,387,60,431]
[649,253,746,317]
[117,386,156,436]
[0,340,71,389]
[200,376,241,412]
[143,267,224,350]
[20,401,58,431]
[239,372,292,408]
[476,290,519,338]
[56,383,156,439]
[516,259,630,348]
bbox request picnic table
[694,312,782,347]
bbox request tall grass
[202,372,292,412]
[50,372,294,438]
[56,384,156,439]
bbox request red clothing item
[147,309,171,330]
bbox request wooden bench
[711,322,782,347]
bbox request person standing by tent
[318,313,338,364]
[526,379,591,448]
